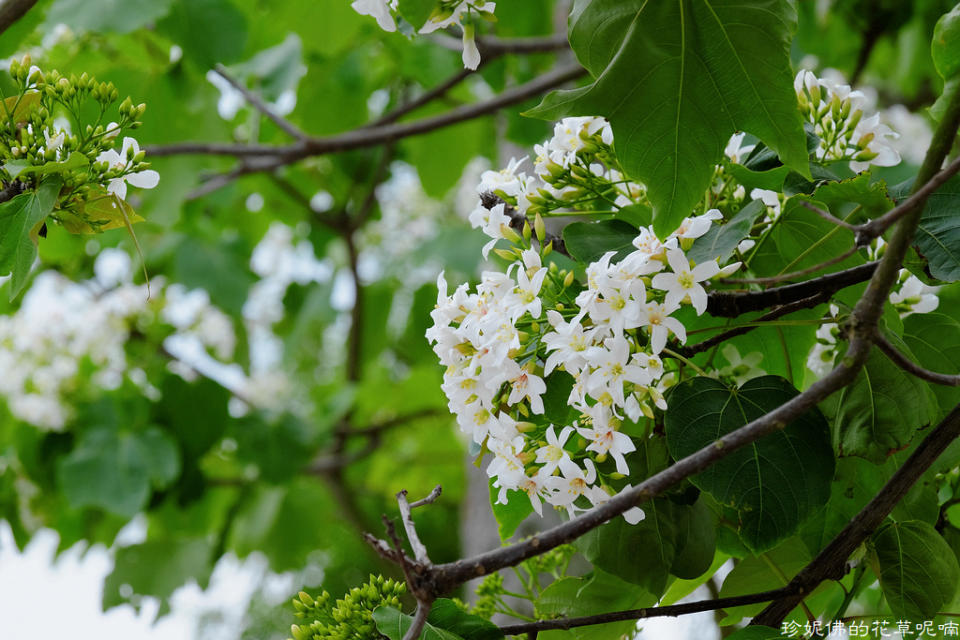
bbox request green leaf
[157,0,248,67]
[826,339,936,463]
[913,174,960,282]
[373,606,464,640]
[934,5,960,79]
[687,199,765,265]
[725,163,791,192]
[871,520,960,620]
[535,571,654,640]
[45,0,175,33]
[575,498,678,595]
[3,152,88,180]
[426,600,503,640]
[227,34,306,103]
[903,312,960,415]
[531,0,808,237]
[664,376,834,552]
[56,427,181,517]
[489,477,533,541]
[670,496,717,579]
[103,537,212,610]
[562,219,637,265]
[542,370,577,427]
[0,178,62,299]
[398,0,436,30]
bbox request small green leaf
[489,477,533,541]
[725,163,791,192]
[903,312,960,414]
[398,0,435,29]
[933,5,960,79]
[0,178,62,298]
[687,199,765,265]
[912,174,960,281]
[103,537,212,609]
[426,599,503,640]
[872,520,960,620]
[45,0,176,34]
[670,497,717,579]
[665,376,834,552]
[562,220,637,265]
[373,605,465,640]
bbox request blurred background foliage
[0,0,954,638]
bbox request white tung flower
[96,137,159,200]
[651,249,723,316]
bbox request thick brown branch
[752,403,960,625]
[874,333,960,386]
[0,0,37,36]
[706,262,878,318]
[499,586,795,635]
[146,64,587,160]
[212,64,308,140]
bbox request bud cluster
[289,575,406,640]
[794,69,900,171]
[0,56,157,234]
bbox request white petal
[126,169,159,189]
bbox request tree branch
[723,244,860,286]
[212,64,308,140]
[498,586,796,635]
[145,64,587,160]
[874,332,960,386]
[752,402,960,625]
[397,487,441,564]
[0,0,37,36]
[706,262,878,318]
[680,290,833,357]
[430,33,570,59]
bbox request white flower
[717,344,765,385]
[351,0,397,31]
[542,310,595,375]
[96,137,159,200]
[635,300,686,354]
[535,425,580,477]
[651,249,721,315]
[889,272,939,316]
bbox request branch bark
[0,0,37,36]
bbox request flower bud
[534,213,545,244]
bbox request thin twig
[723,245,860,285]
[800,201,858,230]
[369,66,477,127]
[874,332,960,386]
[680,291,833,357]
[856,153,960,242]
[499,586,795,634]
[397,488,435,564]
[212,64,308,140]
[352,408,446,436]
[146,64,587,159]
[409,485,443,509]
[430,33,570,58]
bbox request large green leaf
[535,571,655,640]
[424,600,503,640]
[372,606,465,640]
[903,311,960,415]
[45,0,176,34]
[56,426,181,517]
[489,477,534,541]
[0,178,61,299]
[826,339,936,463]
[724,628,791,640]
[576,499,675,595]
[871,520,960,620]
[157,0,248,68]
[669,496,717,579]
[664,376,834,552]
[530,0,808,237]
[913,174,960,282]
[687,199,765,265]
[933,5,960,80]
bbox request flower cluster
[429,117,743,523]
[806,270,940,378]
[1,56,157,234]
[794,69,900,172]
[350,0,495,69]
[476,116,644,227]
[0,250,235,430]
[289,576,405,640]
